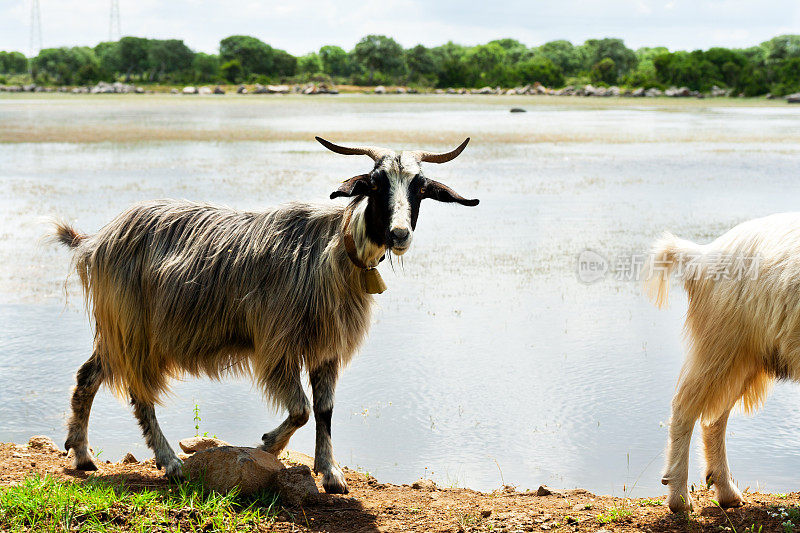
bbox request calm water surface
[2,95,800,495]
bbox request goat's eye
[419,186,426,195]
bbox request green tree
[32,47,101,84]
[0,51,28,73]
[353,34,405,84]
[762,34,800,64]
[538,40,584,77]
[192,53,219,82]
[431,41,469,87]
[590,57,617,85]
[319,45,350,77]
[581,38,637,80]
[219,35,273,77]
[94,41,122,78]
[147,39,193,81]
[771,57,800,95]
[271,48,296,77]
[405,44,438,85]
[297,53,322,75]
[118,36,150,80]
[515,56,563,86]
[220,59,243,83]
[464,42,509,86]
[488,38,530,64]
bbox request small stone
[481,509,492,518]
[179,436,231,454]
[537,485,561,496]
[510,108,527,113]
[121,452,137,464]
[273,465,320,507]
[411,478,437,491]
[27,436,59,453]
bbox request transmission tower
[29,0,42,56]
[109,0,121,41]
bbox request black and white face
[331,151,479,255]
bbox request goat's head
[318,136,479,256]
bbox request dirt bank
[1,440,798,532]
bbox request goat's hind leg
[311,359,347,494]
[702,407,743,508]
[662,369,706,513]
[259,361,311,456]
[65,352,104,471]
[131,397,184,481]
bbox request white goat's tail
[643,232,703,309]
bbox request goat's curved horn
[412,138,470,164]
[315,136,391,161]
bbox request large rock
[183,446,283,495]
[786,93,800,103]
[374,85,386,94]
[179,436,231,454]
[27,435,59,453]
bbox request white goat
[645,213,800,512]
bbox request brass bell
[363,268,387,294]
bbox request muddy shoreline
[2,438,799,532]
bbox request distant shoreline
[2,81,799,103]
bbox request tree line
[1,34,799,96]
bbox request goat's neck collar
[342,205,387,294]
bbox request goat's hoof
[667,492,693,513]
[322,469,349,494]
[164,459,185,482]
[716,487,744,508]
[74,458,98,471]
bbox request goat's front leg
[702,407,743,508]
[310,359,348,494]
[260,362,311,456]
[131,396,184,481]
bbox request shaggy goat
[644,213,800,512]
[56,137,478,493]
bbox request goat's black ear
[422,179,479,206]
[330,174,372,199]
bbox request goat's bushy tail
[54,221,87,248]
[643,231,703,309]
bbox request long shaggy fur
[58,199,373,408]
[645,214,800,422]
[646,213,800,511]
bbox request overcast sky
[2,0,798,56]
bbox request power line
[29,0,42,56]
[109,0,121,41]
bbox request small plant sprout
[193,403,201,436]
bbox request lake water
[2,94,800,496]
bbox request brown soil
[1,441,797,532]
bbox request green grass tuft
[0,474,279,532]
[597,506,633,524]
